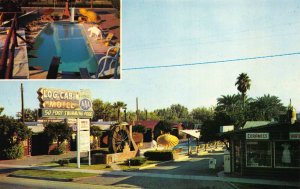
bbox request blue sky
[1,0,300,117]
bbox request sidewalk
[1,162,299,187]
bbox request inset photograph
[0,0,120,79]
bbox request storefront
[223,121,300,178]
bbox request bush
[144,150,175,161]
[2,144,24,160]
[50,143,66,155]
[91,148,110,155]
[125,157,147,166]
[69,156,89,163]
[92,153,105,164]
[57,159,69,166]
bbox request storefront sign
[38,88,93,118]
[246,133,269,140]
[39,109,93,118]
[289,132,300,140]
[78,119,90,152]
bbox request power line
[122,52,300,71]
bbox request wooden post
[0,19,14,78]
[5,32,15,79]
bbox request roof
[28,125,44,133]
[243,121,274,129]
[131,120,160,130]
[180,129,200,138]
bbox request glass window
[246,141,272,167]
[274,141,300,168]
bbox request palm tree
[216,94,240,112]
[113,101,127,122]
[248,94,286,121]
[235,73,251,109]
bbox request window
[274,141,300,168]
[246,141,271,167]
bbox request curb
[8,174,73,182]
[139,156,189,170]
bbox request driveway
[140,153,224,176]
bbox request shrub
[91,148,110,155]
[50,143,66,155]
[144,150,175,161]
[92,153,105,164]
[125,157,147,166]
[57,159,69,166]
[2,144,24,160]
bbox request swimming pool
[29,22,97,73]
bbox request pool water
[29,22,97,73]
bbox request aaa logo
[80,98,92,111]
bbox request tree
[200,119,219,143]
[153,120,172,140]
[90,125,103,149]
[235,73,251,109]
[132,124,146,133]
[0,115,31,159]
[16,108,38,122]
[215,94,251,128]
[92,99,114,121]
[0,107,4,115]
[154,104,189,122]
[43,122,71,147]
[248,94,286,121]
[216,94,241,113]
[191,107,214,124]
[113,101,127,122]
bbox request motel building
[21,87,95,156]
[221,121,300,179]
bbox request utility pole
[21,83,24,123]
[124,107,127,122]
[136,97,139,121]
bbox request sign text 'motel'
[38,88,93,118]
[246,133,269,140]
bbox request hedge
[143,150,175,161]
[1,144,24,160]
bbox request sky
[1,0,300,117]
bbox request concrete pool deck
[32,9,120,79]
[0,29,30,79]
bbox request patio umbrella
[157,134,179,149]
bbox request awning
[180,129,201,138]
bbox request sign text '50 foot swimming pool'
[38,88,93,118]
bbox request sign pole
[88,151,91,166]
[77,118,80,168]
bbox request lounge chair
[106,42,120,56]
[99,33,114,46]
[96,49,120,79]
[79,49,120,79]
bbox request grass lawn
[11,170,97,180]
[42,160,162,171]
[42,162,113,171]
[231,183,300,189]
